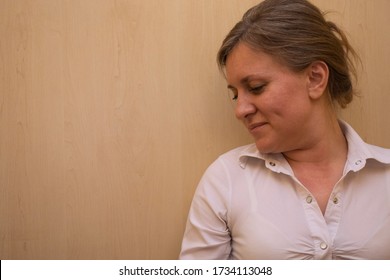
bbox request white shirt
[180,121,390,259]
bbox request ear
[306,61,329,100]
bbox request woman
[180,0,390,259]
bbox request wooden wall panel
[0,0,388,259]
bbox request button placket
[297,188,332,259]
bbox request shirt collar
[340,120,390,171]
[238,143,292,174]
[238,120,390,172]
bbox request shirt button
[320,242,328,250]
[306,195,313,204]
[333,197,339,204]
[355,160,362,165]
[269,162,276,167]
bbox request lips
[248,122,267,133]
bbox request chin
[254,137,284,154]
[255,142,275,154]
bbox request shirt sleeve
[179,158,232,259]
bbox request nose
[234,93,256,120]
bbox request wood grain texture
[0,0,388,259]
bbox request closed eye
[249,84,266,94]
[227,83,266,101]
[227,86,238,101]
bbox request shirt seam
[218,156,233,234]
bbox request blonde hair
[217,0,359,108]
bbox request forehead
[225,43,289,83]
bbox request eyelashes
[227,87,238,101]
[228,84,267,101]
[249,84,267,95]
[231,91,238,101]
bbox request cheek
[267,85,310,119]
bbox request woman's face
[225,43,317,154]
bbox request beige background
[0,0,389,259]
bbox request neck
[283,116,347,166]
